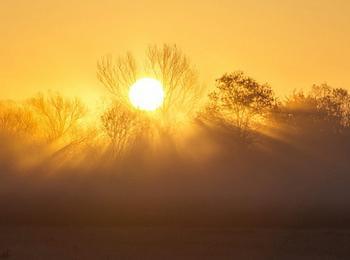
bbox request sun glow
[129,78,165,111]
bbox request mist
[1,91,350,228]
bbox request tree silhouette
[278,84,350,134]
[29,92,87,142]
[101,102,143,157]
[145,44,203,120]
[310,84,350,130]
[97,44,204,125]
[0,102,36,137]
[97,53,138,105]
[205,71,276,137]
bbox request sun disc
[129,78,164,111]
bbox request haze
[2,1,350,258]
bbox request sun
[129,78,165,111]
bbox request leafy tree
[310,84,350,130]
[206,71,276,137]
[278,84,350,134]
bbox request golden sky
[1,0,350,102]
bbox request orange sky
[1,0,350,103]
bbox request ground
[1,227,350,259]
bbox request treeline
[1,45,350,169]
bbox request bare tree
[101,102,143,157]
[0,102,37,137]
[97,44,204,124]
[29,92,87,142]
[97,53,138,105]
[205,71,276,137]
[145,44,203,119]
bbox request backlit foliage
[206,71,276,136]
[271,84,350,138]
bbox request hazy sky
[1,0,350,102]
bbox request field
[1,227,350,259]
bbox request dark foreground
[1,227,350,259]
